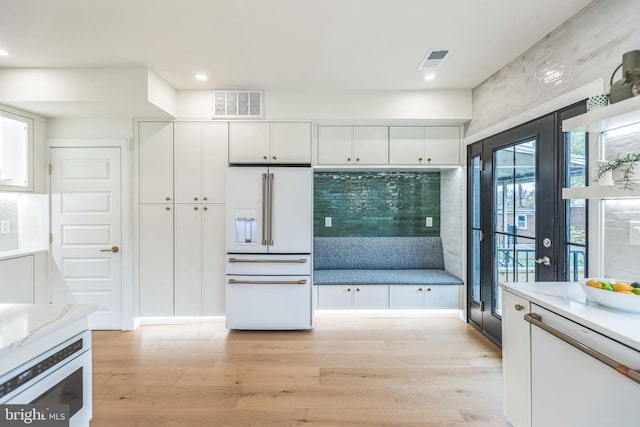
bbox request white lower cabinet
[502,290,531,427]
[317,285,388,309]
[139,204,174,316]
[140,203,225,316]
[389,285,460,309]
[0,255,34,303]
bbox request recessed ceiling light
[195,73,208,81]
[424,74,436,81]
[0,49,8,56]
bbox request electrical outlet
[630,220,640,245]
[325,217,332,227]
[0,221,10,234]
[426,217,433,227]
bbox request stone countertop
[0,304,96,359]
[500,281,640,352]
[0,248,48,261]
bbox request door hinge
[480,301,485,311]
[48,164,52,174]
[479,230,485,242]
[49,233,53,244]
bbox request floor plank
[91,316,510,426]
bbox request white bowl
[579,278,640,313]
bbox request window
[564,130,587,281]
[516,214,527,230]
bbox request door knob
[100,246,120,253]
[535,256,552,266]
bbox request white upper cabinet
[228,122,270,163]
[229,122,311,164]
[175,122,228,204]
[353,127,389,164]
[389,126,460,165]
[318,126,389,165]
[139,122,174,203]
[270,122,311,164]
[318,126,353,164]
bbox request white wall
[468,0,640,138]
[177,89,472,122]
[46,118,133,140]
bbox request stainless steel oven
[0,330,92,427]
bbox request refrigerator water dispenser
[235,210,257,244]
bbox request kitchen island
[0,304,96,426]
[500,282,640,427]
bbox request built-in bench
[313,237,463,309]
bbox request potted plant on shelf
[594,152,640,190]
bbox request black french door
[467,103,587,345]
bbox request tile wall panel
[469,0,640,137]
[314,171,440,237]
[440,168,464,278]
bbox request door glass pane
[471,229,481,302]
[472,157,481,228]
[494,140,536,317]
[565,131,587,281]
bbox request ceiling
[0,0,593,92]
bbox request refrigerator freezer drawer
[226,254,311,275]
[225,275,312,330]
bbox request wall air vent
[213,90,262,118]
[417,49,449,70]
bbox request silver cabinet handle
[525,313,640,385]
[261,173,267,246]
[228,258,307,263]
[229,279,306,285]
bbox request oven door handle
[228,258,307,264]
[228,279,307,285]
[525,312,640,385]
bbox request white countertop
[500,281,640,352]
[0,304,96,359]
[0,248,48,261]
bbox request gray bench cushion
[313,269,463,286]
[313,237,444,270]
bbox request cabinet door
[0,255,34,303]
[271,122,311,164]
[139,122,173,203]
[424,127,460,165]
[139,204,174,315]
[202,123,229,204]
[174,122,202,203]
[353,285,388,309]
[389,127,425,164]
[389,285,424,309]
[353,127,388,164]
[318,127,353,164]
[317,285,353,309]
[424,286,460,309]
[202,204,225,315]
[502,290,531,427]
[174,204,202,316]
[229,122,270,163]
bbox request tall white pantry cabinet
[138,121,227,316]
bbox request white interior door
[50,147,122,330]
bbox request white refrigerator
[225,167,313,330]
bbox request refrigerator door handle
[269,173,274,246]
[261,173,267,246]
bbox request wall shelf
[562,96,640,133]
[562,185,640,199]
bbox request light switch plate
[426,217,433,227]
[325,217,332,227]
[0,221,10,234]
[629,220,640,245]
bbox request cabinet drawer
[226,254,311,275]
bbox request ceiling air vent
[213,90,262,118]
[418,49,449,70]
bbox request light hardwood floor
[91,316,510,427]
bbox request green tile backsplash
[314,171,440,237]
